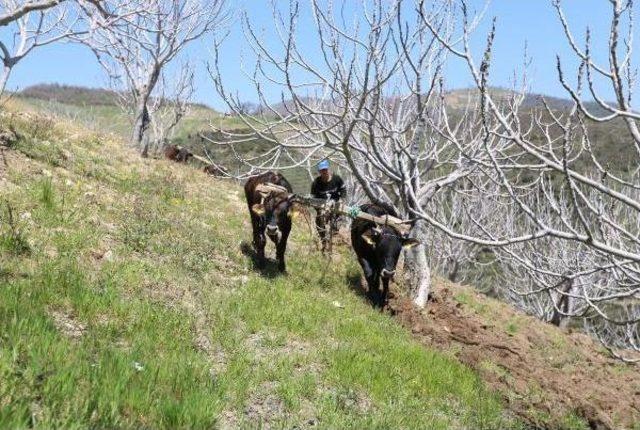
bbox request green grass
[0,109,522,428]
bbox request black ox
[244,171,297,272]
[351,203,419,308]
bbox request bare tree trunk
[403,219,431,308]
[0,65,10,96]
[448,259,460,283]
[132,96,151,156]
[550,279,573,328]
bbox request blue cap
[317,159,330,171]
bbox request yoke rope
[346,207,360,219]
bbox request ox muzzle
[381,268,396,279]
[266,225,279,237]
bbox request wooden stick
[255,183,289,195]
[293,195,411,235]
[172,145,216,166]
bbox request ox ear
[402,237,420,249]
[251,203,265,215]
[361,230,379,247]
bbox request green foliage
[0,203,30,256]
[38,178,55,210]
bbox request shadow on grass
[346,270,397,313]
[345,271,373,303]
[240,241,286,279]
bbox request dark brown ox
[351,202,419,308]
[244,171,296,272]
[164,144,193,162]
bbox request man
[310,159,346,252]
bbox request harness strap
[346,207,360,219]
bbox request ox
[351,203,419,308]
[244,171,297,272]
[164,144,193,162]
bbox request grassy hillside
[3,92,639,429]
[13,84,247,141]
[0,105,523,429]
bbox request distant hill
[267,87,606,116]
[14,83,632,175]
[18,83,212,110]
[16,83,605,118]
[19,84,121,106]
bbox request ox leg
[359,258,380,306]
[369,273,382,308]
[255,234,267,267]
[382,277,390,309]
[276,229,290,273]
[315,215,326,252]
[252,223,267,268]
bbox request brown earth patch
[217,409,239,430]
[48,308,86,340]
[383,281,640,430]
[243,381,286,428]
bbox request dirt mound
[386,282,640,429]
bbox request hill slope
[13,84,242,142]
[0,104,515,429]
[0,102,638,429]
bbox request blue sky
[4,0,627,110]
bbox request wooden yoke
[256,182,413,236]
[333,202,412,235]
[255,183,290,196]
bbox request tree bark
[132,68,161,157]
[403,219,431,308]
[448,259,460,283]
[0,65,10,96]
[0,0,65,28]
[132,97,151,156]
[550,279,573,328]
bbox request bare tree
[415,0,640,356]
[1,0,75,95]
[115,61,195,154]
[150,64,195,149]
[424,181,502,290]
[81,0,228,156]
[0,0,138,98]
[585,303,640,363]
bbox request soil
[383,281,640,430]
[48,308,86,340]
